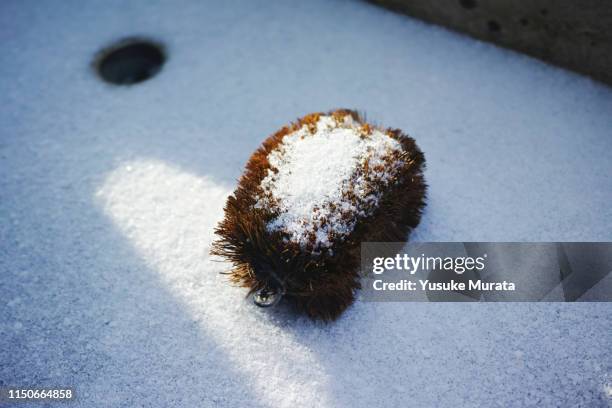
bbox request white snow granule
[257,115,403,250]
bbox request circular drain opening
[95,39,165,85]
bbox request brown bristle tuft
[211,109,426,321]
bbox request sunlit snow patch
[96,159,332,408]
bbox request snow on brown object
[211,109,426,320]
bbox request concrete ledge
[369,0,612,85]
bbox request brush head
[211,109,426,320]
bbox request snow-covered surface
[260,114,402,250]
[0,0,611,407]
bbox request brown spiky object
[211,109,426,320]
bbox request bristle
[210,109,426,321]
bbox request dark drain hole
[95,39,165,85]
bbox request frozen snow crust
[258,113,403,252]
[1,0,611,407]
